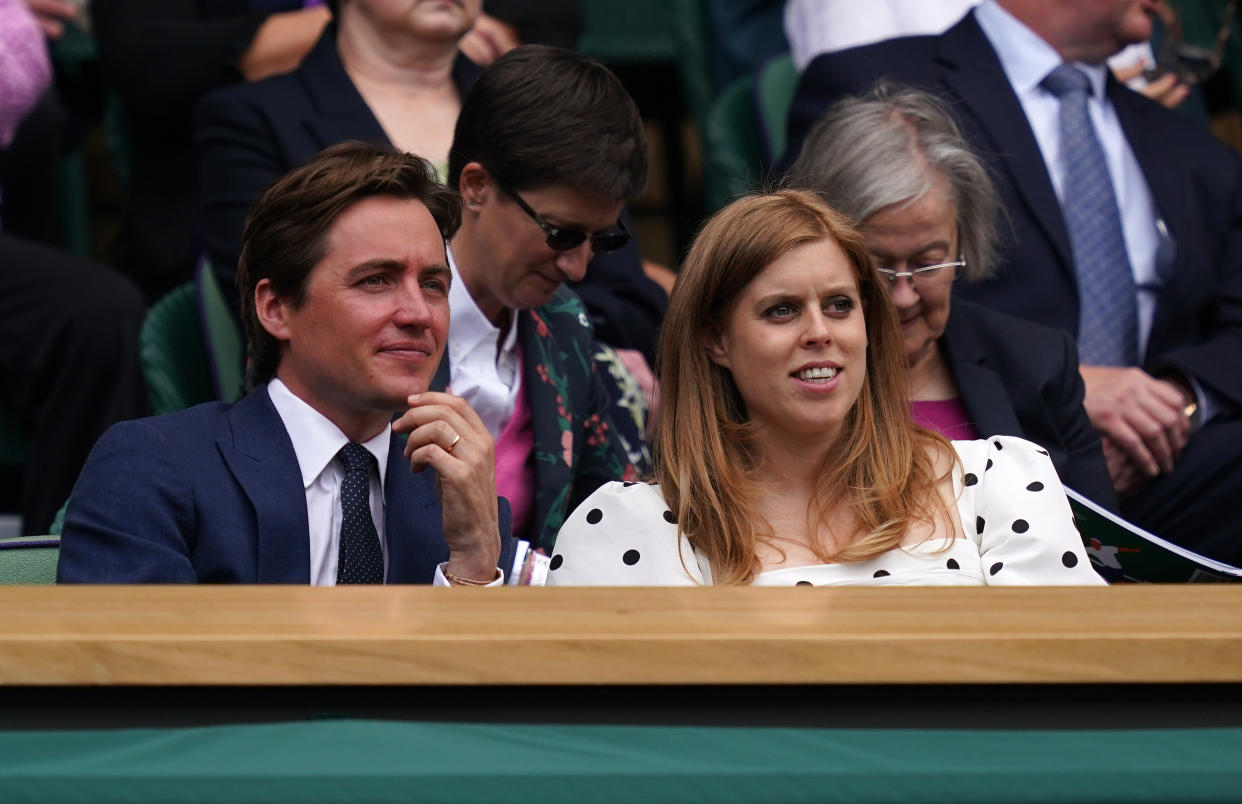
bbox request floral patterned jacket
[432,288,648,552]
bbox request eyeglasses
[500,183,631,254]
[875,259,966,288]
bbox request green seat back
[197,260,245,403]
[0,536,59,584]
[139,283,214,415]
[757,52,798,164]
[703,73,766,213]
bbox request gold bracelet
[443,568,501,586]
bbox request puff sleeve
[547,482,703,586]
[957,436,1105,585]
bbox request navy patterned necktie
[1041,64,1139,367]
[336,443,384,584]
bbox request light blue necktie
[336,443,384,584]
[1042,64,1139,367]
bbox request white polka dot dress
[546,437,1105,586]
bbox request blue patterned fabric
[336,444,383,584]
[1041,64,1139,366]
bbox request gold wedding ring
[445,433,462,454]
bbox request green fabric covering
[196,261,245,404]
[0,535,59,584]
[703,74,765,213]
[757,52,797,165]
[140,283,214,415]
[0,720,1237,802]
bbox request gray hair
[785,83,999,281]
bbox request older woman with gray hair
[787,84,1117,509]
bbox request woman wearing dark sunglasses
[787,85,1117,511]
[196,0,667,367]
[434,44,651,556]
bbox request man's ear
[254,278,291,342]
[458,162,493,210]
[704,327,730,369]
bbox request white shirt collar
[266,378,389,490]
[975,0,1108,99]
[446,245,520,364]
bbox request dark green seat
[756,52,797,165]
[702,73,766,213]
[197,260,245,404]
[139,283,214,415]
[138,264,246,416]
[0,535,59,584]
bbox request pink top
[910,398,981,441]
[0,0,52,149]
[495,350,536,541]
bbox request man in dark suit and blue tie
[785,0,1242,563]
[58,141,514,584]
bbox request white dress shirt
[975,0,1163,363]
[267,380,497,586]
[784,0,979,70]
[446,247,521,441]
[268,378,390,585]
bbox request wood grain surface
[0,586,1238,685]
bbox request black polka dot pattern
[989,562,1003,576]
[873,569,890,578]
[796,580,813,586]
[963,473,978,487]
[993,440,1003,451]
[976,516,985,535]
[663,510,677,525]
[1026,482,1044,492]
[946,559,960,570]
[549,554,563,571]
[985,458,993,471]
[622,549,641,566]
[336,444,384,584]
[586,508,603,525]
[622,481,637,487]
[1061,551,1078,568]
[1012,519,1029,533]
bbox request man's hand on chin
[394,391,500,583]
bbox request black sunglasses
[500,183,631,254]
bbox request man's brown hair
[237,140,461,386]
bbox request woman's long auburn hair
[654,190,953,584]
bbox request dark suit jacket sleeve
[781,48,900,170]
[1046,328,1117,507]
[1147,143,1242,409]
[567,207,668,365]
[57,420,198,583]
[195,82,289,301]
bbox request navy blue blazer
[944,299,1117,509]
[57,387,514,583]
[785,11,1242,408]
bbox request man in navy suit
[58,142,513,584]
[785,0,1242,562]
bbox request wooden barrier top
[0,586,1238,685]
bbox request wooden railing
[1,586,1238,686]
